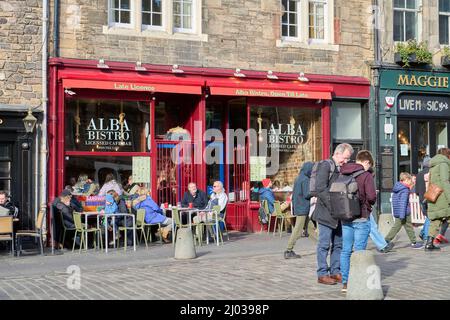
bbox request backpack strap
[352,170,366,179]
[322,159,336,181]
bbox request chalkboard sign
[380,146,394,191]
[397,94,450,117]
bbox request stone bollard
[174,228,197,260]
[378,213,394,237]
[346,250,384,300]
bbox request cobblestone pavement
[0,230,449,300]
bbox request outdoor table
[164,207,198,246]
[81,212,136,253]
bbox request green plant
[442,46,450,59]
[395,39,433,67]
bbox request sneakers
[380,241,395,253]
[411,242,424,249]
[284,250,301,259]
[341,283,347,293]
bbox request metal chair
[0,216,14,256]
[139,209,163,244]
[16,210,45,256]
[72,212,103,253]
[273,201,288,237]
[173,207,202,246]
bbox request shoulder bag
[424,172,443,203]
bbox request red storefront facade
[48,57,369,232]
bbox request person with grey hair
[312,143,353,285]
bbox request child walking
[385,172,423,249]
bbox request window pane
[65,99,150,153]
[282,12,288,24]
[142,12,151,25]
[289,12,297,24]
[282,24,288,36]
[282,0,288,10]
[183,15,191,29]
[394,0,405,8]
[114,10,120,23]
[121,11,130,24]
[332,102,362,140]
[0,179,11,193]
[142,0,151,12]
[184,2,192,15]
[153,0,162,12]
[289,25,296,37]
[417,121,429,169]
[440,15,449,44]
[153,13,162,26]
[174,2,181,14]
[435,122,448,153]
[0,144,11,161]
[393,10,404,41]
[289,0,297,11]
[174,15,181,28]
[114,0,120,9]
[121,0,130,10]
[398,120,411,174]
[406,0,416,9]
[440,0,450,12]
[405,11,416,40]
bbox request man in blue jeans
[312,143,353,285]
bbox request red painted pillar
[150,98,157,199]
[197,95,206,191]
[322,101,331,159]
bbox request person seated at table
[73,173,97,195]
[192,181,228,240]
[272,180,281,191]
[98,173,124,196]
[133,187,173,243]
[281,182,293,192]
[259,178,290,215]
[123,176,140,197]
[104,191,133,246]
[0,190,18,217]
[181,182,208,209]
[53,189,80,248]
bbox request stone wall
[54,0,374,78]
[0,0,42,108]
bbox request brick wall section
[55,0,374,78]
[0,0,42,107]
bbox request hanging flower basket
[394,40,433,68]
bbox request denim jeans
[341,219,371,284]
[420,217,430,239]
[316,223,342,277]
[369,213,388,250]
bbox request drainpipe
[41,0,49,222]
[53,0,59,57]
[373,0,382,217]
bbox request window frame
[439,0,450,45]
[393,0,419,42]
[308,0,327,43]
[141,0,165,31]
[173,0,196,34]
[108,0,135,29]
[281,0,301,40]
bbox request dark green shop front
[376,68,450,214]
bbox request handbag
[424,172,443,203]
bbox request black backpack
[329,170,365,221]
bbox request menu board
[132,157,150,183]
[250,156,266,181]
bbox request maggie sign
[268,123,306,152]
[84,118,132,150]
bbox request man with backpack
[310,143,353,285]
[338,150,377,293]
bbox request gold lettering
[442,77,449,88]
[409,75,417,86]
[398,75,410,86]
[417,76,427,87]
[427,76,437,87]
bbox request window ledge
[276,39,339,51]
[102,25,208,42]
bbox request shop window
[398,120,411,174]
[154,99,194,140]
[249,105,322,190]
[65,99,150,153]
[440,0,450,45]
[393,0,418,42]
[0,143,12,193]
[332,102,362,140]
[435,121,448,152]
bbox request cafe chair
[133,209,148,248]
[16,210,46,256]
[201,205,226,245]
[72,212,103,253]
[172,207,202,246]
[139,209,163,244]
[273,201,288,237]
[259,200,272,233]
[0,216,14,256]
[117,214,136,251]
[55,207,76,249]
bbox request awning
[206,78,333,100]
[63,78,203,95]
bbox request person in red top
[339,150,377,294]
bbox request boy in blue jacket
[385,172,423,249]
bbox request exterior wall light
[97,59,109,69]
[298,72,309,82]
[135,61,147,71]
[172,64,184,73]
[267,70,278,80]
[23,108,37,133]
[234,68,246,78]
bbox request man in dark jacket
[284,162,315,259]
[181,182,208,209]
[313,143,353,285]
[339,150,377,293]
